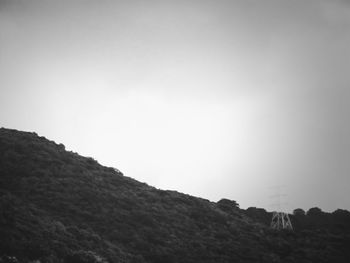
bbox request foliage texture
[0,128,349,263]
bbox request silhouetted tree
[217,199,239,211]
[307,207,323,216]
[293,208,306,217]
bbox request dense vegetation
[245,206,350,234]
[0,128,349,263]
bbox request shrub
[65,251,106,263]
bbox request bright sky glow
[1,0,349,212]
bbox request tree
[306,207,323,217]
[217,199,239,211]
[293,208,306,217]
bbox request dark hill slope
[0,128,349,263]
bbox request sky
[0,0,349,212]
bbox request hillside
[0,128,349,263]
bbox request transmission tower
[271,211,293,230]
[269,186,293,231]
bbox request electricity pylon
[271,211,293,230]
[269,185,293,231]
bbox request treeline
[1,128,350,263]
[245,206,350,233]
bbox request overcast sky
[1,0,349,212]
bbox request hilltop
[0,128,349,263]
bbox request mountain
[0,127,349,263]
